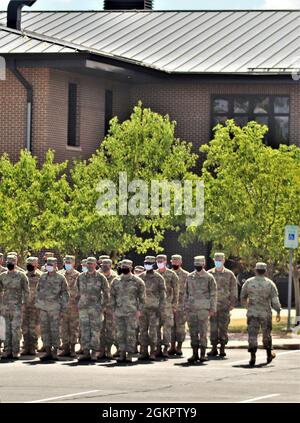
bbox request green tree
[0,150,70,263]
[65,103,198,257]
[183,120,300,275]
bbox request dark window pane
[68,83,78,146]
[254,97,269,114]
[234,97,249,113]
[255,116,269,126]
[234,116,248,127]
[274,97,290,114]
[213,98,229,113]
[213,116,229,126]
[274,116,289,145]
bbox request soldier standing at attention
[168,254,189,357]
[207,252,238,357]
[139,256,166,361]
[35,257,69,361]
[110,260,145,363]
[241,262,281,367]
[58,255,80,358]
[185,256,217,364]
[40,252,55,272]
[77,257,110,362]
[155,254,179,358]
[21,257,42,356]
[98,258,117,360]
[0,254,29,359]
[7,252,26,273]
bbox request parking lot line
[26,390,100,403]
[239,394,280,403]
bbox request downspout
[10,60,33,152]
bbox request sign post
[284,225,299,330]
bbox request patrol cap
[7,254,17,262]
[81,259,87,265]
[26,256,39,264]
[44,252,54,258]
[156,254,167,261]
[134,266,145,273]
[0,253,3,258]
[102,259,112,266]
[47,257,57,265]
[255,262,267,270]
[7,252,18,258]
[121,259,133,268]
[214,252,225,260]
[144,256,156,263]
[99,255,110,261]
[64,255,75,262]
[171,254,182,261]
[194,256,206,265]
[86,257,97,264]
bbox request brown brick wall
[130,80,300,150]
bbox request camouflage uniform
[111,261,145,360]
[208,264,238,348]
[0,265,30,357]
[171,266,189,345]
[156,264,179,351]
[22,258,42,353]
[139,257,166,357]
[59,267,80,353]
[241,267,281,353]
[99,266,118,354]
[77,265,110,354]
[185,256,217,362]
[35,262,69,353]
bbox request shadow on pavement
[232,363,274,369]
[174,361,209,367]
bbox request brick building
[0,1,299,266]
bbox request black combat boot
[40,346,53,361]
[219,343,227,357]
[266,349,276,364]
[207,344,218,356]
[167,342,177,356]
[199,347,208,363]
[187,347,199,363]
[176,342,183,356]
[249,352,256,367]
[78,349,91,362]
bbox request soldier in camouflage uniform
[58,255,80,358]
[7,252,26,274]
[185,256,217,363]
[0,253,7,273]
[35,257,69,361]
[111,260,145,363]
[169,254,189,356]
[208,252,238,357]
[139,256,166,361]
[155,254,179,358]
[21,257,42,356]
[98,255,110,273]
[98,258,117,359]
[0,254,30,359]
[40,252,54,273]
[76,257,110,362]
[241,262,281,366]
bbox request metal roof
[0,10,299,74]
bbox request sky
[1,0,300,11]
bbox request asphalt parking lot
[0,348,299,403]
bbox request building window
[212,95,290,148]
[68,83,79,147]
[105,89,113,135]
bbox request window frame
[67,82,80,147]
[211,94,290,147]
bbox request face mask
[172,265,180,271]
[195,265,203,272]
[7,262,15,271]
[157,262,166,270]
[102,265,110,273]
[117,267,122,276]
[122,268,130,275]
[26,264,35,272]
[82,266,88,274]
[144,264,154,271]
[65,264,73,271]
[215,261,223,269]
[46,265,54,273]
